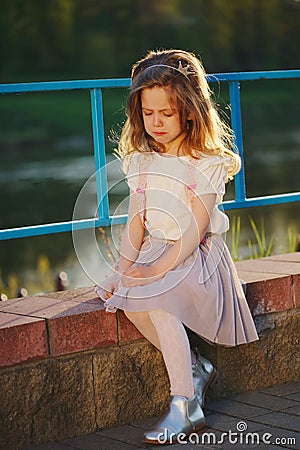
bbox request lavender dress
[95,153,258,347]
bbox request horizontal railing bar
[0,219,99,240]
[0,215,128,240]
[1,70,299,94]
[1,192,299,239]
[223,192,300,210]
[0,78,131,94]
[206,69,300,82]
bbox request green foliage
[247,216,275,259]
[0,255,56,299]
[286,225,299,253]
[229,216,299,261]
[0,0,299,82]
[230,216,241,262]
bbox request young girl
[95,49,258,444]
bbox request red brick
[117,310,144,343]
[0,312,48,367]
[49,308,117,356]
[264,252,300,263]
[293,273,300,308]
[236,258,300,276]
[236,270,292,314]
[236,269,281,284]
[0,295,100,317]
[236,271,293,315]
[37,286,97,301]
[0,295,118,357]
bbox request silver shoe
[143,395,205,444]
[192,354,218,407]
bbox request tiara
[144,61,194,79]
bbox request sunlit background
[0,0,299,298]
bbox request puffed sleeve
[125,152,154,192]
[193,156,231,202]
[125,153,140,192]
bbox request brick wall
[0,253,299,450]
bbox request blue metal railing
[0,70,299,240]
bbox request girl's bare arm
[122,193,216,286]
[118,189,145,274]
[153,193,216,276]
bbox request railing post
[229,81,246,203]
[90,88,109,221]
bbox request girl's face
[141,86,186,154]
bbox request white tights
[125,309,194,399]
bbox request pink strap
[186,160,209,245]
[136,160,150,227]
[185,159,198,210]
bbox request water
[0,80,299,297]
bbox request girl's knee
[124,310,146,322]
[124,310,134,321]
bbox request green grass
[247,216,275,259]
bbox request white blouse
[126,152,231,241]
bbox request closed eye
[142,109,176,117]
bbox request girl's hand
[103,280,119,299]
[121,265,159,287]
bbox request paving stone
[42,382,300,450]
[232,391,299,411]
[206,398,270,419]
[142,430,219,449]
[61,433,138,449]
[286,391,300,401]
[97,424,149,448]
[169,445,216,450]
[129,416,161,430]
[28,442,77,450]
[163,440,220,449]
[253,411,299,432]
[191,428,264,449]
[261,381,300,397]
[206,413,266,433]
[258,427,300,450]
[282,404,300,416]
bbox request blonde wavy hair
[117,49,241,180]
